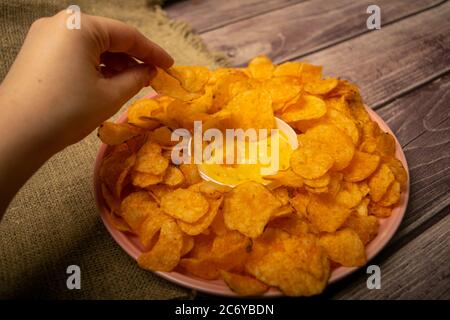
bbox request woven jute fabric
[0,0,227,299]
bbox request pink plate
[93,95,410,297]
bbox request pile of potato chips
[97,55,407,296]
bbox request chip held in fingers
[97,55,407,297]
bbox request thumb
[102,64,155,104]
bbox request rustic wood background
[166,0,450,299]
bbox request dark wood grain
[334,211,450,299]
[166,0,305,33]
[300,2,450,108]
[200,0,445,65]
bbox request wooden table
[166,0,450,299]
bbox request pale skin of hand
[0,11,174,217]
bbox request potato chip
[149,67,200,101]
[104,209,131,233]
[343,151,380,182]
[319,228,366,267]
[220,270,269,296]
[290,139,334,179]
[375,132,396,156]
[161,188,209,223]
[335,182,363,208]
[131,171,163,188]
[197,181,232,199]
[210,230,252,271]
[138,208,172,248]
[248,55,274,80]
[289,191,310,218]
[343,214,379,245]
[210,70,249,112]
[264,169,304,188]
[304,124,355,171]
[138,219,183,272]
[304,77,338,95]
[281,95,326,122]
[273,61,303,78]
[179,163,203,186]
[267,214,309,236]
[127,99,162,129]
[271,204,294,219]
[368,163,395,202]
[181,234,195,257]
[246,232,329,296]
[148,126,177,147]
[177,197,223,235]
[100,145,133,196]
[271,187,290,206]
[223,182,282,238]
[167,66,210,93]
[162,166,185,187]
[179,258,220,280]
[121,191,159,231]
[299,63,323,83]
[98,122,142,146]
[307,194,352,232]
[383,156,408,188]
[210,211,228,236]
[304,173,331,188]
[224,89,275,130]
[368,201,392,218]
[377,180,401,207]
[261,77,302,111]
[146,184,173,203]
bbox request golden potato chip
[138,208,172,248]
[289,191,310,218]
[121,191,159,231]
[146,184,173,204]
[335,182,364,208]
[375,132,396,156]
[179,258,220,280]
[270,204,294,219]
[149,67,200,101]
[104,209,131,233]
[304,77,338,95]
[179,163,203,186]
[319,228,366,267]
[210,230,252,272]
[267,214,309,236]
[100,145,133,197]
[223,181,282,238]
[368,163,395,202]
[167,66,210,93]
[377,180,401,207]
[161,188,210,223]
[281,95,326,122]
[271,187,290,206]
[210,211,228,236]
[307,194,352,232]
[181,234,195,257]
[368,201,392,218]
[224,89,275,130]
[273,61,303,78]
[127,99,162,129]
[304,173,331,188]
[162,166,185,187]
[248,55,274,80]
[148,126,177,147]
[131,171,163,188]
[383,156,408,188]
[101,183,121,215]
[264,169,304,188]
[299,63,323,83]
[343,214,379,245]
[138,219,183,272]
[210,70,249,112]
[246,232,329,296]
[98,122,142,146]
[220,270,269,296]
[177,197,223,235]
[134,140,169,176]
[343,151,380,182]
[290,139,334,179]
[115,153,136,198]
[197,181,232,199]
[354,197,370,216]
[304,124,355,171]
[261,77,302,111]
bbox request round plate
[93,95,410,297]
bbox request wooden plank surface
[166,0,305,33]
[332,211,450,299]
[199,0,445,65]
[301,2,450,108]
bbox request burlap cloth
[0,0,228,299]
